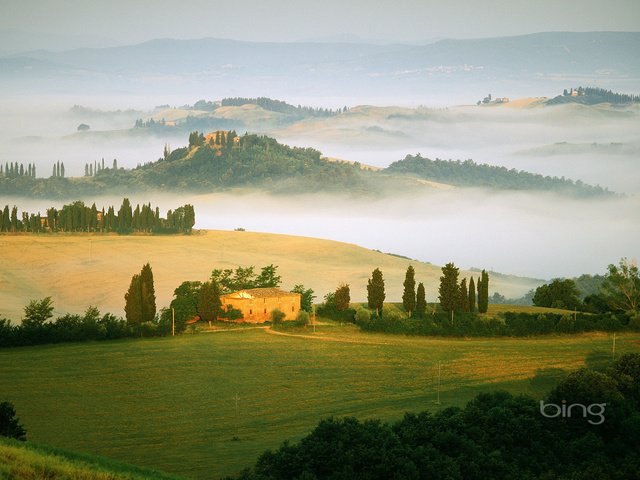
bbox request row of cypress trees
[367,264,490,318]
[438,263,489,314]
[0,162,36,178]
[0,199,195,233]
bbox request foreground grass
[0,437,184,480]
[1,327,637,479]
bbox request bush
[354,307,371,326]
[0,401,26,441]
[271,309,286,324]
[629,314,640,331]
[295,311,310,326]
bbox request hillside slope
[0,230,542,321]
[0,437,184,480]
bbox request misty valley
[1,24,639,480]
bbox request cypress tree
[1,205,10,232]
[197,280,222,326]
[478,270,490,313]
[459,278,469,312]
[416,282,426,317]
[140,263,156,323]
[60,162,65,178]
[438,262,460,313]
[367,268,385,316]
[468,277,476,312]
[334,284,351,311]
[402,265,416,316]
[10,206,18,232]
[124,274,143,326]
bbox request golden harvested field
[0,230,542,321]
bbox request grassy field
[0,230,542,321]
[0,437,184,480]
[1,326,637,479]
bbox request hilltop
[0,229,543,320]
[0,131,612,198]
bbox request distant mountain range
[1,32,638,99]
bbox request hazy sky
[2,0,640,46]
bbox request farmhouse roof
[224,288,300,299]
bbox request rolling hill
[0,131,611,198]
[0,229,543,321]
[0,437,184,480]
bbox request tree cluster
[1,162,36,179]
[210,265,282,294]
[0,199,195,234]
[555,86,640,104]
[0,299,136,348]
[438,263,488,315]
[533,258,639,315]
[84,158,107,177]
[234,354,640,480]
[51,161,65,178]
[124,263,156,329]
[220,97,346,117]
[386,154,611,196]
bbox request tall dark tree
[402,266,416,316]
[124,274,143,326]
[367,268,385,316]
[438,262,460,313]
[198,281,222,326]
[10,206,18,232]
[458,278,469,312]
[468,276,476,312]
[334,284,351,311]
[1,205,9,232]
[478,270,489,313]
[416,282,427,317]
[0,401,27,441]
[140,263,156,323]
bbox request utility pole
[312,305,316,333]
[171,307,175,337]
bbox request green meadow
[1,326,637,479]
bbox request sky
[1,0,640,47]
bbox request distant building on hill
[220,288,301,323]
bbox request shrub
[271,309,286,324]
[355,307,371,326]
[295,311,310,326]
[0,401,26,441]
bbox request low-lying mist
[3,189,637,283]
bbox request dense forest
[547,86,640,105]
[0,199,195,234]
[384,154,612,196]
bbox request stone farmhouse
[220,288,301,323]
